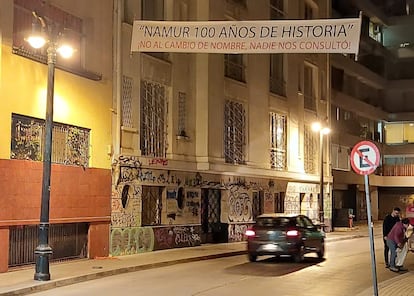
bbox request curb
[0,251,247,296]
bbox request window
[142,0,164,20]
[141,186,163,226]
[331,144,350,171]
[274,192,285,213]
[224,100,246,164]
[304,124,318,174]
[122,75,134,128]
[270,112,287,170]
[269,54,286,96]
[142,0,167,60]
[177,92,188,137]
[252,191,264,219]
[12,0,94,79]
[369,21,382,44]
[304,0,316,19]
[225,54,246,82]
[304,63,317,111]
[140,80,168,157]
[11,113,90,167]
[270,0,285,19]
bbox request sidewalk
[0,223,396,296]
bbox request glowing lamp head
[27,35,46,49]
[57,44,74,59]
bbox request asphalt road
[30,236,410,296]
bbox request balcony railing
[382,164,414,176]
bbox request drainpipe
[112,0,123,157]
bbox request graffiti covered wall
[110,225,201,256]
[110,155,293,251]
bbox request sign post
[350,140,380,296]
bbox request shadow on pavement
[225,255,325,277]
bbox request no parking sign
[350,141,380,175]
[350,140,380,296]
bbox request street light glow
[57,44,74,59]
[311,122,322,132]
[321,127,331,135]
[26,35,46,49]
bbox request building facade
[330,0,414,226]
[0,0,113,272]
[110,0,332,256]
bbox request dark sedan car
[245,213,325,262]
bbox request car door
[299,215,318,250]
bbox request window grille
[225,54,245,82]
[304,124,318,174]
[224,100,246,164]
[274,192,285,213]
[178,92,187,137]
[122,75,133,128]
[141,186,163,226]
[11,114,90,167]
[270,112,287,170]
[304,64,317,111]
[140,80,168,157]
[269,54,286,96]
[13,0,83,72]
[270,0,286,19]
[252,191,264,219]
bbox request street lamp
[311,122,330,226]
[27,11,73,281]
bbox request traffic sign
[350,141,380,175]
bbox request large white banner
[131,18,361,54]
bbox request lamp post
[27,12,73,281]
[312,122,330,226]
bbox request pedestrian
[383,207,401,268]
[387,217,410,272]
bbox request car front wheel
[317,242,325,259]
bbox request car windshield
[256,217,293,227]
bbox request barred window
[304,63,317,111]
[274,192,285,213]
[141,186,163,226]
[225,54,246,82]
[270,54,286,97]
[270,0,286,19]
[122,75,134,128]
[224,100,246,164]
[270,112,287,170]
[11,114,90,167]
[178,92,187,137]
[304,124,318,174]
[140,80,168,157]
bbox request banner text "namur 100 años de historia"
[131,18,362,54]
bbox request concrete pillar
[0,227,9,272]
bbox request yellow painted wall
[0,44,112,169]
